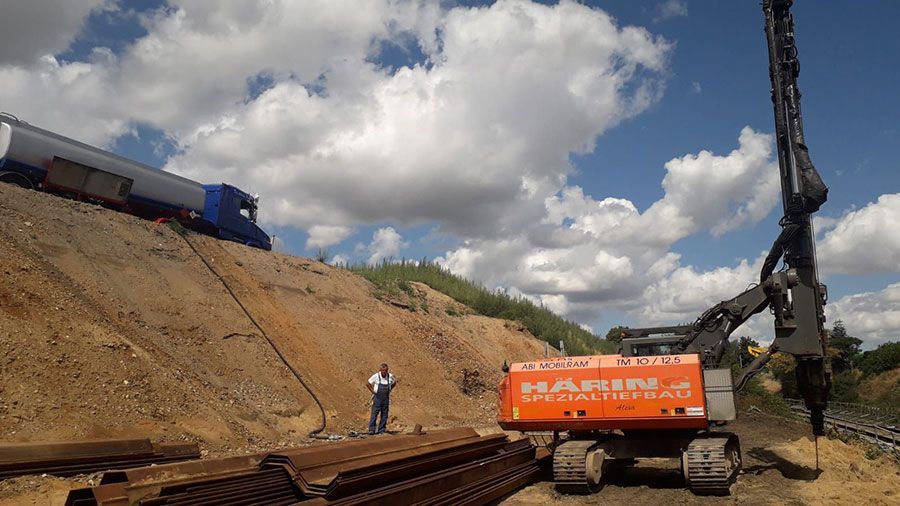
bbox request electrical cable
[178,231,327,437]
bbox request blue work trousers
[368,390,390,434]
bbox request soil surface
[503,411,899,505]
[0,184,547,502]
[1,184,897,505]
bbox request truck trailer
[0,114,271,250]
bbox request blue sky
[587,1,900,307]
[276,0,898,282]
[2,0,898,345]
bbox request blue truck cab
[202,184,272,250]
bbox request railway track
[786,399,899,451]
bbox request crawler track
[552,439,605,494]
[681,433,741,496]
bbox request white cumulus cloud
[329,253,350,267]
[367,227,408,265]
[817,194,900,275]
[653,0,688,24]
[635,256,761,325]
[438,127,781,325]
[306,225,354,250]
[651,126,779,239]
[0,0,672,242]
[0,0,108,66]
[161,0,673,240]
[827,283,900,347]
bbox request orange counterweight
[498,354,709,431]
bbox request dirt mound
[503,411,899,505]
[762,436,898,504]
[0,184,548,456]
[859,368,900,407]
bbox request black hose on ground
[177,231,327,437]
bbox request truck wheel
[0,171,34,189]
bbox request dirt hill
[0,184,547,454]
[2,183,898,506]
[860,367,900,407]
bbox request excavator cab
[620,335,681,357]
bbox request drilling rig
[497,0,830,495]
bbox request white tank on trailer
[0,116,205,212]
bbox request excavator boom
[760,0,831,433]
[618,0,831,435]
[496,0,832,496]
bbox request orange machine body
[498,354,709,431]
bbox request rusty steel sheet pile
[65,428,540,506]
[262,427,481,479]
[67,454,268,506]
[98,453,267,486]
[299,438,539,506]
[0,438,200,479]
[314,433,510,499]
[261,427,488,495]
[139,467,298,506]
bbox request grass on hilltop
[348,259,615,357]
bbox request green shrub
[857,342,900,376]
[830,370,862,403]
[350,259,612,355]
[737,375,793,417]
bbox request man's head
[380,363,389,375]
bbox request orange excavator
[498,0,831,495]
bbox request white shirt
[368,372,396,394]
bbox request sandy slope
[0,184,546,455]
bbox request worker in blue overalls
[367,363,397,435]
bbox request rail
[785,398,899,452]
